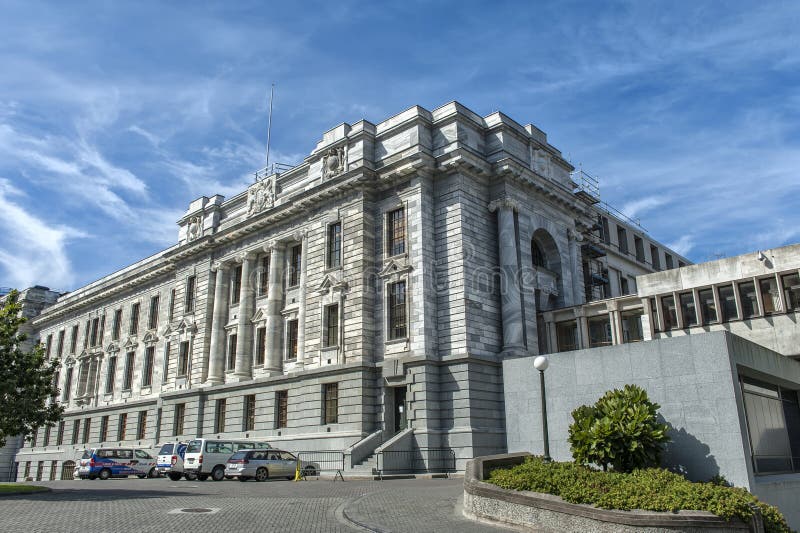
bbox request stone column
[606,301,621,345]
[233,253,256,380]
[265,244,286,375]
[488,199,525,355]
[295,233,308,368]
[206,263,229,385]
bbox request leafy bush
[487,457,790,533]
[568,384,669,472]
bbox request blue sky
[1,0,799,291]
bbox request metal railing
[752,455,800,475]
[295,451,345,481]
[376,448,456,479]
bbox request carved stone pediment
[64,356,76,367]
[123,337,138,350]
[316,273,348,295]
[246,175,276,216]
[251,307,267,323]
[105,341,120,353]
[174,317,198,336]
[378,258,412,279]
[322,145,347,180]
[142,331,159,345]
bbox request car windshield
[186,440,202,453]
[158,444,174,455]
[229,451,248,461]
[81,450,91,459]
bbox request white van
[183,439,272,481]
[156,442,194,481]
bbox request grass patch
[0,484,49,495]
[487,457,791,533]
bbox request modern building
[7,102,691,482]
[506,243,800,527]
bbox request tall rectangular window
[57,329,65,357]
[90,317,99,347]
[650,245,661,269]
[142,346,154,387]
[600,216,610,244]
[51,371,60,400]
[387,208,406,256]
[98,314,105,345]
[105,356,116,394]
[388,281,407,340]
[258,256,270,297]
[759,277,782,315]
[679,292,698,327]
[148,295,160,330]
[177,341,189,377]
[71,420,80,445]
[62,368,73,401]
[783,272,800,312]
[129,303,140,335]
[288,245,302,287]
[634,236,645,262]
[616,226,628,254]
[185,275,196,313]
[162,341,171,383]
[56,421,65,445]
[70,324,78,353]
[286,320,298,360]
[112,309,122,341]
[82,418,91,444]
[43,424,51,447]
[214,399,226,433]
[255,327,266,366]
[661,295,678,330]
[327,222,342,268]
[137,410,147,440]
[123,352,135,390]
[718,284,739,321]
[45,334,53,358]
[665,253,674,269]
[83,320,90,349]
[169,288,176,321]
[698,288,718,324]
[227,334,237,371]
[738,281,759,318]
[243,395,256,431]
[276,390,288,429]
[323,383,339,424]
[324,304,339,347]
[49,460,57,481]
[99,416,109,442]
[230,267,242,305]
[174,403,185,436]
[118,413,127,441]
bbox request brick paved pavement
[0,477,507,532]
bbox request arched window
[532,240,547,269]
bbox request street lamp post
[533,355,551,461]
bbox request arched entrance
[61,460,75,480]
[531,229,563,310]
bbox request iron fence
[377,448,456,479]
[295,451,345,481]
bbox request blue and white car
[156,442,194,481]
[78,448,157,480]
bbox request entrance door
[393,387,407,433]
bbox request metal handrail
[294,451,345,481]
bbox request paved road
[0,477,507,532]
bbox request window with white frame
[388,280,407,340]
[323,304,339,347]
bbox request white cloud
[620,196,668,220]
[666,235,695,257]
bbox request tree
[0,290,63,447]
[568,384,669,472]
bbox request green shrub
[568,384,669,472]
[487,457,790,533]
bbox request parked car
[77,448,157,480]
[156,442,195,481]
[225,449,319,482]
[183,439,272,481]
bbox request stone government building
[6,101,692,481]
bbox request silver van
[225,449,319,482]
[183,438,272,481]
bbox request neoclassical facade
[8,102,687,480]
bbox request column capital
[263,240,286,253]
[488,198,519,213]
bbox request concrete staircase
[348,451,379,477]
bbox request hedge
[487,457,790,533]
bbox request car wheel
[147,468,158,479]
[197,474,208,481]
[255,468,268,482]
[211,466,225,482]
[88,475,97,480]
[224,475,233,480]
[168,472,182,481]
[238,476,249,482]
[99,468,112,480]
[184,473,197,481]
[303,467,318,477]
